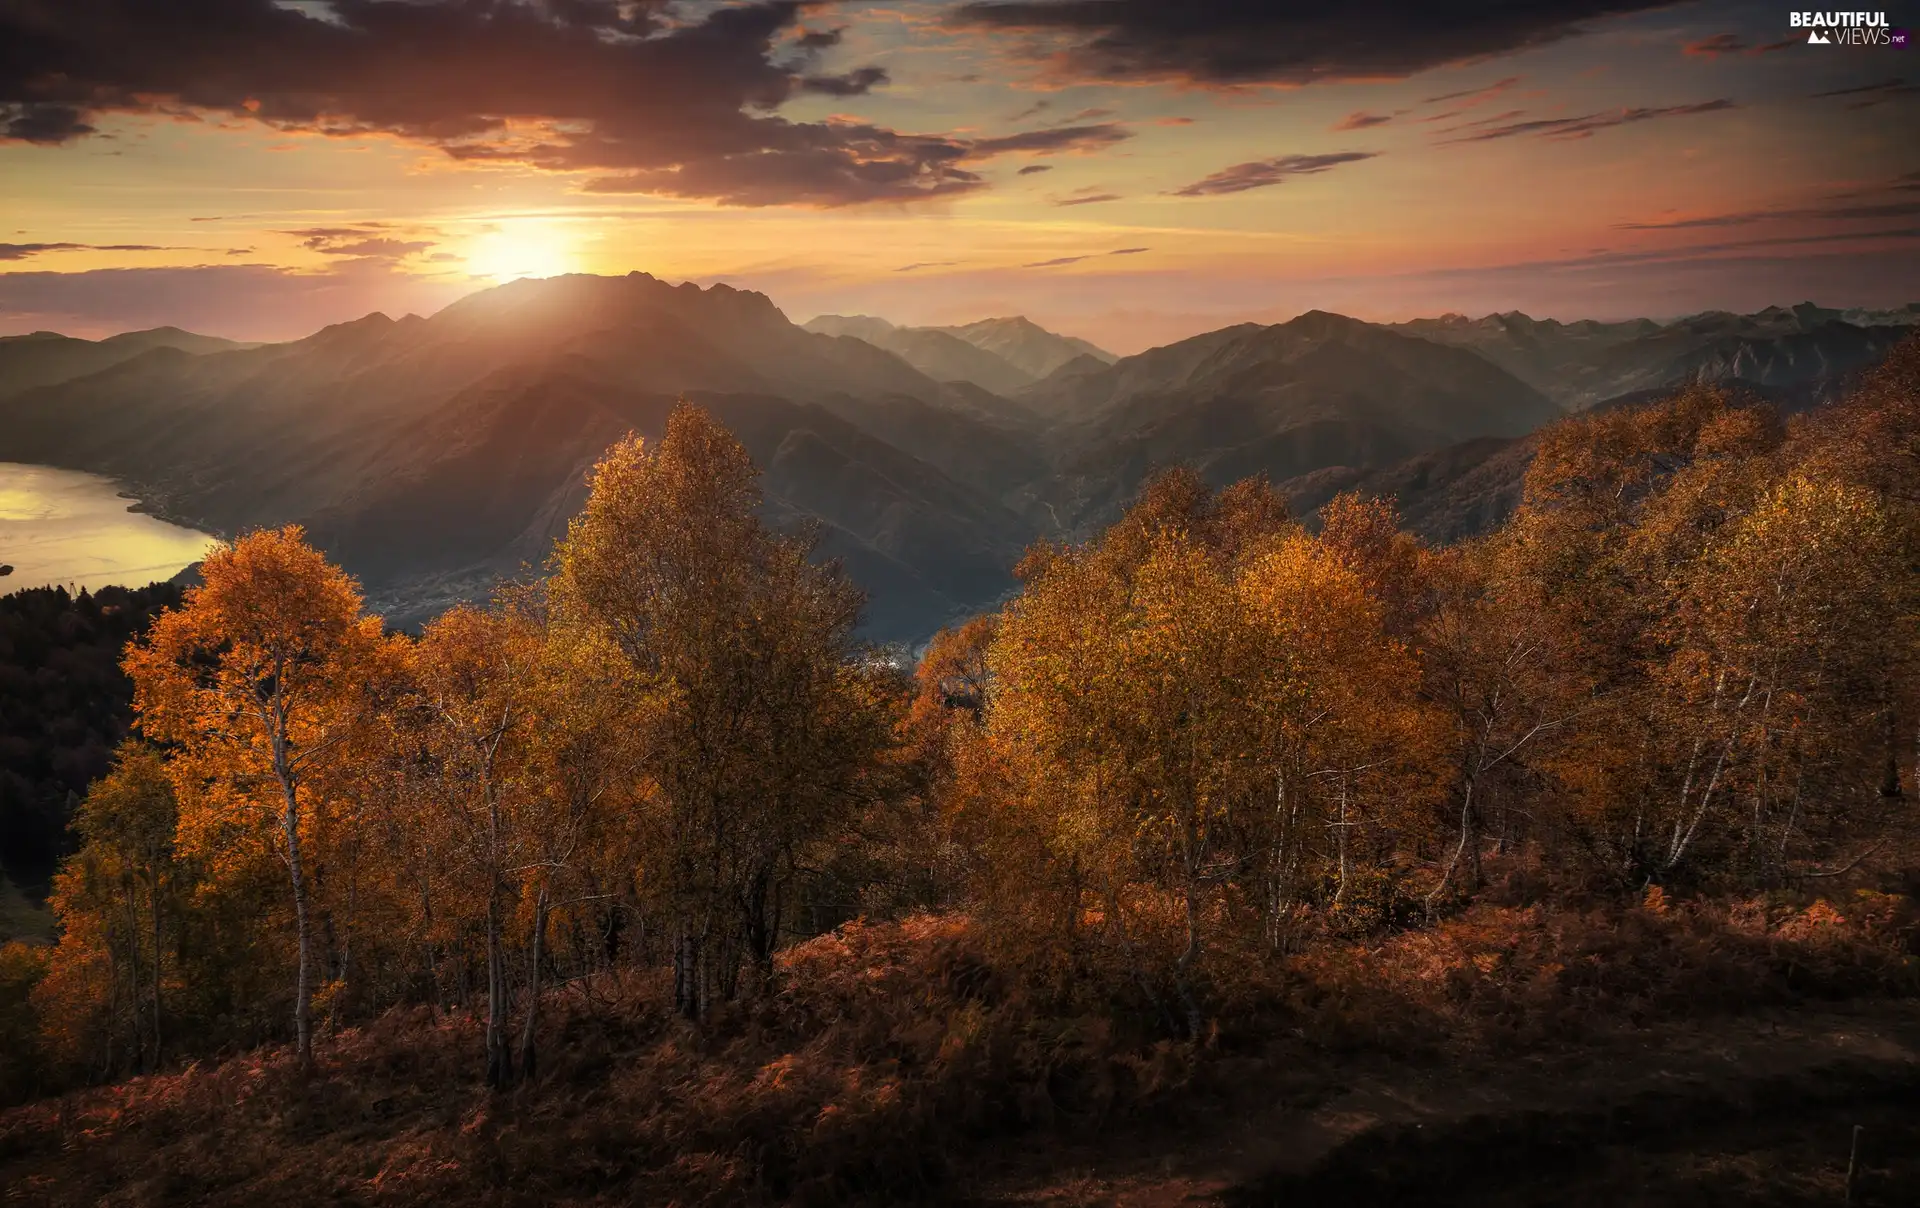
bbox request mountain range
[801,314,1115,395]
[2,273,1914,642]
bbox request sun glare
[465,222,579,283]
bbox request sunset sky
[2,0,1916,353]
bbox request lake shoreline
[0,462,221,595]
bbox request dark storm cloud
[1171,151,1377,198]
[3,103,94,143]
[945,1,1677,86]
[0,0,1092,207]
[0,242,182,260]
[1440,99,1734,143]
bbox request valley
[2,274,1913,641]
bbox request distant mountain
[0,327,249,398]
[1281,434,1537,545]
[1024,310,1561,533]
[927,316,1116,380]
[1397,302,1917,410]
[0,274,1047,641]
[4,282,1911,643]
[1027,352,1110,390]
[803,315,1037,396]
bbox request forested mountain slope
[3,276,1912,641]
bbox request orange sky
[2,0,1915,353]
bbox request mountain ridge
[5,276,1913,641]
[801,312,1115,396]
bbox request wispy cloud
[1615,200,1920,230]
[969,123,1133,156]
[1811,77,1919,110]
[1422,76,1521,106]
[1682,33,1798,57]
[283,225,435,262]
[1441,99,1735,143]
[1332,111,1393,131]
[0,242,185,261]
[1477,226,1920,273]
[1172,151,1378,197]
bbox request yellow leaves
[125,526,385,845]
[988,471,1439,959]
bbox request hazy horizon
[4,1,1916,354]
[6,269,1917,358]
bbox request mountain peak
[930,315,1115,378]
[804,315,900,342]
[1282,309,1368,338]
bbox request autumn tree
[1238,531,1437,928]
[1658,475,1910,880]
[408,604,544,1087]
[124,526,384,1070]
[512,616,651,1079]
[32,747,183,1076]
[989,472,1303,1032]
[551,403,891,1019]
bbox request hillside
[1026,310,1561,533]
[3,344,1919,1208]
[926,315,1116,379]
[4,909,1915,1206]
[0,328,249,399]
[801,315,1040,396]
[0,276,1045,640]
[3,281,1913,641]
[1397,302,1918,410]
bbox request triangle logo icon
[1808,29,1830,42]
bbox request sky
[2,0,1917,354]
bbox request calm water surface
[0,462,219,594]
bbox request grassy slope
[1,893,1916,1207]
[0,874,52,947]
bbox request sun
[465,222,579,283]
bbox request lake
[0,462,220,594]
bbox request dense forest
[1,340,1917,1204]
[0,583,185,895]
